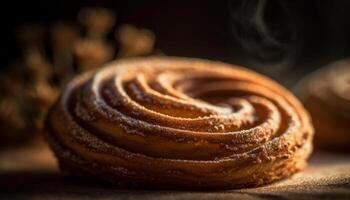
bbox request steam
[228,0,298,75]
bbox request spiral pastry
[296,59,350,152]
[45,57,313,189]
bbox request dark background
[1,0,350,85]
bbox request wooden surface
[1,143,350,200]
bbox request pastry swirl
[46,57,313,189]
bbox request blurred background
[0,0,349,150]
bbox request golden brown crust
[296,59,350,152]
[45,57,313,189]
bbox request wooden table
[1,144,349,200]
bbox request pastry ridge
[46,57,313,189]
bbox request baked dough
[296,59,350,152]
[46,57,313,189]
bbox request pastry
[296,59,350,152]
[45,57,313,189]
